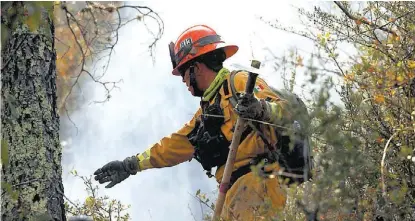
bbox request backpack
[228,70,314,184]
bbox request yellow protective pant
[221,172,287,221]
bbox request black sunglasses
[180,65,195,79]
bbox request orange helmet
[169,25,238,76]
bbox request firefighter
[94,25,292,220]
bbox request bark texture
[1,3,66,220]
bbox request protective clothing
[169,25,238,76]
[221,171,286,220]
[94,156,139,188]
[229,71,313,184]
[94,24,294,219]
[135,69,291,220]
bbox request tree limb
[334,1,397,36]
[381,131,398,198]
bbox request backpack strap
[228,70,240,108]
[228,70,314,184]
[228,70,275,152]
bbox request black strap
[239,126,252,143]
[229,164,251,186]
[169,42,177,68]
[225,70,277,186]
[223,79,229,96]
[175,35,222,65]
[227,71,314,185]
[228,70,275,151]
[190,66,204,97]
[229,154,273,187]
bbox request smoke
[60,5,216,220]
[60,1,320,220]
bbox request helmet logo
[179,38,192,49]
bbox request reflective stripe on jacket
[137,70,291,183]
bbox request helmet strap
[189,66,204,97]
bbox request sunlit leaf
[344,73,355,82]
[376,137,385,143]
[367,66,375,73]
[374,94,385,103]
[325,32,331,39]
[396,75,404,83]
[85,196,95,208]
[296,56,304,67]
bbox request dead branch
[57,1,164,127]
[334,1,397,36]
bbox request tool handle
[245,72,258,94]
[212,61,261,220]
[245,60,261,94]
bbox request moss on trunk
[1,2,66,220]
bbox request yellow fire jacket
[136,70,291,183]
[136,69,291,219]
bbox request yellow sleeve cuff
[136,148,154,171]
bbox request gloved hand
[93,156,139,188]
[234,93,269,121]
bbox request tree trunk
[1,2,66,220]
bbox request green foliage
[65,172,131,221]
[1,182,18,201]
[33,213,53,221]
[262,1,415,220]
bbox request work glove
[234,93,271,121]
[93,156,139,188]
